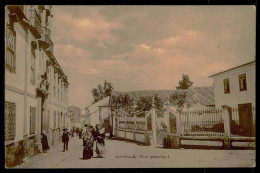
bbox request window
[53,86,56,98]
[30,106,36,135]
[30,46,36,85]
[57,89,59,100]
[5,101,16,141]
[61,112,63,127]
[53,111,56,128]
[223,79,230,94]
[57,112,60,128]
[54,72,56,83]
[5,26,16,73]
[239,74,247,91]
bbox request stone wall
[23,136,38,158]
[5,140,24,168]
[5,136,38,168]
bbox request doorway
[238,103,254,137]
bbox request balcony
[29,10,42,39]
[39,26,52,50]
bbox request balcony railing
[40,26,52,49]
[29,10,42,39]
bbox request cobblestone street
[14,136,255,168]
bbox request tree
[110,94,134,116]
[169,91,187,109]
[91,80,114,104]
[135,94,166,116]
[176,74,193,90]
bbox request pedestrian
[62,128,70,152]
[109,130,114,139]
[95,124,106,158]
[82,127,94,160]
[71,129,74,137]
[79,128,82,139]
[89,125,96,157]
[41,131,49,153]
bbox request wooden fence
[165,106,256,149]
[113,111,149,144]
[112,105,255,148]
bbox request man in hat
[62,128,70,152]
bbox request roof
[69,105,81,110]
[111,90,176,102]
[187,87,215,106]
[86,96,110,114]
[111,87,215,106]
[209,60,255,78]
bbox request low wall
[126,131,134,140]
[5,140,25,168]
[115,128,147,144]
[135,132,145,143]
[5,135,39,168]
[23,135,38,158]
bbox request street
[14,136,255,168]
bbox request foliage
[212,123,224,133]
[176,74,193,90]
[169,91,187,109]
[110,94,134,115]
[135,94,166,116]
[91,81,114,104]
[230,120,244,136]
[191,125,202,132]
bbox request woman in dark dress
[41,132,49,153]
[82,127,94,160]
[95,124,106,158]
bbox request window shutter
[5,101,16,141]
[30,106,36,135]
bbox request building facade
[209,60,255,136]
[68,106,83,129]
[85,96,111,131]
[209,60,255,109]
[5,5,69,168]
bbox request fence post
[124,111,127,140]
[112,112,116,138]
[166,108,170,134]
[133,113,136,141]
[222,105,231,149]
[117,113,119,138]
[145,111,148,131]
[151,97,157,145]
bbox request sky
[51,5,256,112]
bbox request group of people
[81,124,106,159]
[40,124,107,160]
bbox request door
[238,103,254,137]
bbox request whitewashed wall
[211,63,255,108]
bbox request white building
[209,60,255,109]
[209,60,255,136]
[85,96,112,131]
[5,5,69,167]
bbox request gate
[231,104,255,137]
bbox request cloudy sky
[51,5,255,111]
